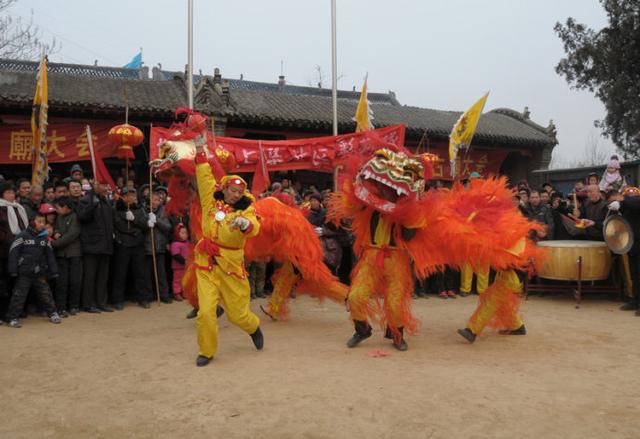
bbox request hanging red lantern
[108,123,144,160]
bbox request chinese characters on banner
[417,148,510,179]
[150,124,508,178]
[0,123,114,164]
[149,125,408,173]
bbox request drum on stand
[536,240,612,281]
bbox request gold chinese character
[75,131,96,158]
[9,130,33,161]
[46,130,66,158]
[460,156,474,177]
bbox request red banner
[415,148,510,180]
[150,125,406,173]
[0,123,116,164]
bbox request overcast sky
[11,0,616,166]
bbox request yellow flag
[449,92,489,178]
[354,76,373,132]
[31,56,49,186]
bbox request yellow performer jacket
[195,160,260,279]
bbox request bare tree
[306,64,345,88]
[549,131,616,169]
[0,0,58,60]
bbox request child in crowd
[170,224,190,301]
[6,212,61,328]
[599,155,627,193]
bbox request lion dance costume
[328,140,543,350]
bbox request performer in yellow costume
[459,263,489,296]
[193,142,263,367]
[458,269,526,342]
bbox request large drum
[537,240,612,281]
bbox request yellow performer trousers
[460,262,489,294]
[196,264,260,358]
[467,270,523,335]
[348,248,413,330]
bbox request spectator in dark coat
[6,212,61,327]
[524,190,554,241]
[307,193,326,227]
[0,182,28,319]
[20,184,43,221]
[609,191,640,313]
[76,181,114,313]
[144,190,172,303]
[579,184,608,241]
[112,187,150,309]
[51,196,83,316]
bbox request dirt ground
[1,293,639,439]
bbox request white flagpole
[187,0,194,110]
[331,0,338,136]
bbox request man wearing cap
[193,140,263,367]
[112,187,149,310]
[76,179,114,313]
[70,164,84,183]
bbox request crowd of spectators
[1,153,635,327]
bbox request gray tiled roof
[0,59,556,148]
[225,88,556,147]
[155,68,399,105]
[0,69,185,116]
[0,58,143,78]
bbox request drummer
[577,185,608,241]
[608,187,640,315]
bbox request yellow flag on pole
[354,75,373,132]
[449,92,489,178]
[31,56,49,186]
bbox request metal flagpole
[331,0,338,136]
[187,0,194,110]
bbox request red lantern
[108,123,144,160]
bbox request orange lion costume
[328,139,542,350]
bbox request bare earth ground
[1,294,639,439]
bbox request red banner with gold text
[0,123,116,164]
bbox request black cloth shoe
[196,355,212,367]
[499,324,527,335]
[59,310,69,318]
[113,303,124,311]
[388,327,408,351]
[250,326,264,350]
[620,302,638,311]
[138,301,151,309]
[84,307,101,314]
[161,297,173,304]
[347,320,372,348]
[68,308,79,316]
[98,306,114,313]
[186,308,198,319]
[216,306,225,318]
[457,328,476,343]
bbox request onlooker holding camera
[77,180,114,314]
[51,196,83,317]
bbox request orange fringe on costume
[246,197,347,306]
[181,195,347,311]
[328,173,545,336]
